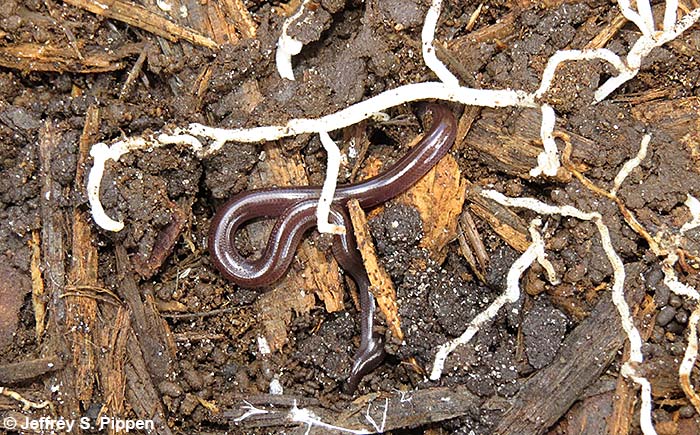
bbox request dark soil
[1,0,700,434]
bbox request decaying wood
[251,144,345,351]
[609,347,636,435]
[584,12,629,49]
[66,211,99,402]
[0,42,144,73]
[398,153,467,264]
[0,356,64,385]
[63,0,218,49]
[632,97,700,174]
[29,231,46,342]
[115,245,177,382]
[222,0,258,39]
[37,121,84,420]
[492,263,645,435]
[114,246,175,435]
[60,110,101,402]
[347,199,403,341]
[220,386,482,434]
[124,330,174,435]
[467,183,531,252]
[457,208,489,282]
[558,389,616,435]
[447,11,518,53]
[95,307,130,435]
[131,196,188,279]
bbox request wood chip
[347,199,403,341]
[397,153,467,263]
[0,42,143,73]
[63,0,218,49]
[29,230,46,342]
[467,184,531,252]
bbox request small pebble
[674,309,689,324]
[679,404,696,418]
[669,294,683,308]
[158,380,184,398]
[179,393,200,416]
[666,320,684,335]
[183,369,204,390]
[656,306,676,327]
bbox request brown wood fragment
[131,197,188,279]
[397,154,467,264]
[119,46,149,100]
[585,12,628,49]
[250,144,344,351]
[115,245,177,382]
[0,357,63,385]
[38,120,82,418]
[558,390,616,435]
[448,11,518,53]
[609,348,636,435]
[467,184,531,252]
[222,0,258,39]
[463,109,542,178]
[0,42,143,73]
[29,231,47,342]
[680,304,700,414]
[63,0,218,49]
[631,97,700,141]
[124,330,174,435]
[347,199,403,341]
[95,307,130,430]
[492,264,645,435]
[457,209,489,282]
[454,106,481,154]
[66,211,99,402]
[221,385,482,434]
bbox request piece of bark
[467,184,531,252]
[114,245,177,384]
[250,144,345,351]
[63,0,217,49]
[219,385,482,434]
[608,358,635,435]
[347,199,403,341]
[0,356,64,385]
[38,121,83,420]
[124,330,174,435]
[221,0,258,39]
[0,42,144,73]
[131,196,188,279]
[457,209,489,282]
[29,230,46,342]
[492,263,645,435]
[448,11,518,53]
[397,154,467,263]
[95,307,130,434]
[187,0,257,45]
[631,97,700,141]
[65,210,99,402]
[463,108,596,180]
